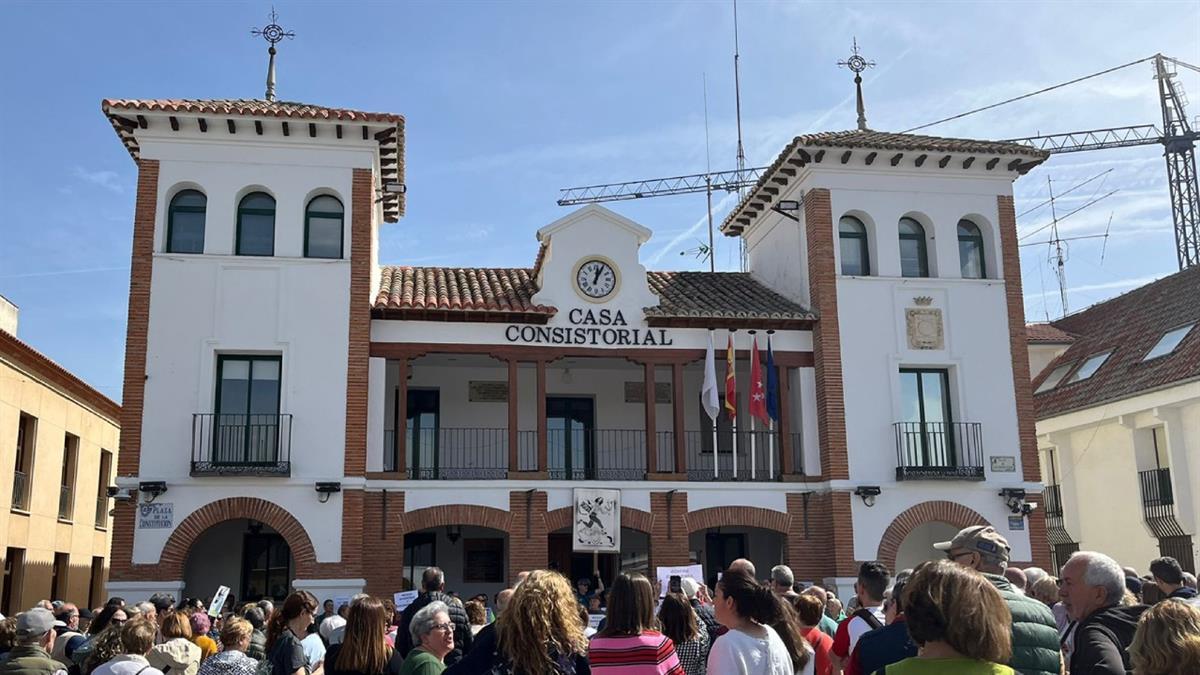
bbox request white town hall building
[99,94,1052,603]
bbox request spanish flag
[724,334,737,417]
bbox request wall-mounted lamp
[315,482,342,504]
[771,199,802,222]
[999,488,1037,516]
[854,485,882,507]
[139,481,168,503]
[446,524,462,544]
[375,182,407,204]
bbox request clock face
[576,259,617,299]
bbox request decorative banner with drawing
[573,488,621,553]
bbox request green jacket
[396,648,445,675]
[1,646,67,675]
[983,573,1061,675]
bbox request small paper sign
[1008,516,1025,531]
[656,564,704,597]
[209,586,231,617]
[588,614,605,630]
[138,503,174,529]
[393,590,419,611]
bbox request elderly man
[727,558,756,578]
[799,586,839,638]
[0,609,65,675]
[769,565,798,599]
[936,525,1060,675]
[1060,551,1147,674]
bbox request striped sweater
[588,632,685,674]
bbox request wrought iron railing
[191,413,292,476]
[1139,468,1174,509]
[58,486,73,520]
[893,421,984,481]
[11,471,28,511]
[1044,484,1064,518]
[548,429,647,480]
[683,430,784,481]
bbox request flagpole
[731,330,738,481]
[749,330,757,481]
[767,331,778,480]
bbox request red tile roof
[722,130,1049,234]
[0,329,121,423]
[1032,266,1200,418]
[1025,323,1077,344]
[101,98,406,221]
[373,266,815,327]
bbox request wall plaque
[624,381,672,404]
[138,502,174,529]
[990,456,1017,473]
[905,308,944,350]
[468,381,508,403]
[1008,516,1026,531]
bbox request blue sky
[1,0,1198,400]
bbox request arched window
[304,195,344,259]
[957,219,986,279]
[898,217,930,278]
[236,192,275,256]
[167,190,206,254]
[838,216,871,276]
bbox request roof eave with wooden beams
[100,99,406,222]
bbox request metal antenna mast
[1154,54,1200,268]
[732,0,747,271]
[1047,177,1069,316]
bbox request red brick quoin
[875,500,990,571]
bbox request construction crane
[556,53,1200,270]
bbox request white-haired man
[769,565,798,599]
[1059,551,1147,675]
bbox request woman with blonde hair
[325,597,403,675]
[197,618,258,675]
[1129,598,1200,675]
[447,570,588,675]
[882,560,1014,674]
[149,611,202,675]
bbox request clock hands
[592,266,602,285]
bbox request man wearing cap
[936,525,1061,675]
[0,609,67,675]
[679,577,721,640]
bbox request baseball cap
[934,525,1011,560]
[16,608,55,637]
[679,577,700,599]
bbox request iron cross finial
[251,6,295,48]
[838,37,875,76]
[838,37,876,131]
[251,7,294,102]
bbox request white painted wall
[127,130,378,569]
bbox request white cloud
[72,167,124,194]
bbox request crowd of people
[0,528,1197,675]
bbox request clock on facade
[575,258,618,300]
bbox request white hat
[319,615,346,642]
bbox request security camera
[106,486,134,502]
[1020,502,1037,516]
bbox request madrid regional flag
[749,335,769,425]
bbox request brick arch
[876,500,991,570]
[686,506,790,534]
[158,497,319,578]
[544,506,654,534]
[400,504,513,534]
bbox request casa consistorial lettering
[504,308,674,346]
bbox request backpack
[853,608,884,631]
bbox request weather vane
[838,37,876,131]
[251,7,295,102]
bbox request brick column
[786,491,858,580]
[508,490,548,583]
[997,195,1042,484]
[804,189,849,480]
[363,490,405,595]
[338,489,364,579]
[118,159,159,477]
[649,491,690,569]
[343,168,374,477]
[1024,490,1054,570]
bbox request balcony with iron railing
[191,413,293,476]
[381,427,801,481]
[1044,484,1064,519]
[11,471,28,511]
[893,421,985,481]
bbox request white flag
[701,330,720,423]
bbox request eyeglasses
[429,623,454,634]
